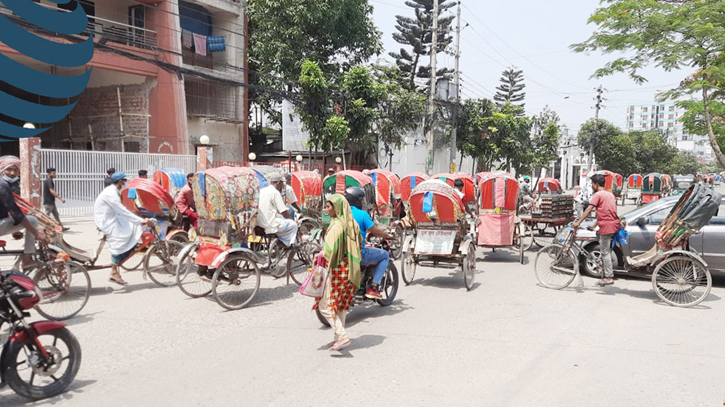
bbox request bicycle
[534,226,601,289]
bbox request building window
[643,107,648,112]
[669,106,675,111]
[629,114,634,119]
[668,123,674,127]
[642,115,648,120]
[683,135,689,141]
[643,123,648,128]
[668,114,674,119]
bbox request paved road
[1,205,724,406]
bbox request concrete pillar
[147,0,189,155]
[197,147,212,172]
[19,137,41,207]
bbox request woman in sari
[315,194,362,351]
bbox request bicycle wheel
[119,251,144,272]
[33,261,91,321]
[389,224,404,261]
[212,253,260,310]
[462,244,476,291]
[144,240,185,287]
[175,245,212,298]
[652,256,712,307]
[288,242,320,285]
[534,244,578,289]
[521,222,534,251]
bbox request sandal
[109,277,128,286]
[597,279,614,287]
[329,339,351,351]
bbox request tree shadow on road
[0,379,96,407]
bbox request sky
[369,0,689,136]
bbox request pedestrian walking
[314,194,362,351]
[43,168,69,231]
[573,173,619,286]
[138,170,148,179]
[104,168,115,187]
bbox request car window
[710,203,725,225]
[648,206,673,225]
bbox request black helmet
[344,187,366,210]
[454,179,464,188]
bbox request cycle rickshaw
[536,178,563,195]
[477,172,527,263]
[432,173,476,204]
[672,174,696,196]
[535,183,721,308]
[641,173,664,204]
[623,173,643,205]
[371,169,404,258]
[401,172,428,202]
[323,170,376,225]
[291,170,323,235]
[152,167,187,198]
[401,180,477,290]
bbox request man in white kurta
[257,173,298,247]
[94,172,152,286]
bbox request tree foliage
[494,67,526,109]
[577,118,621,159]
[571,0,725,167]
[389,0,455,92]
[296,60,335,151]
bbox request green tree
[577,119,622,167]
[530,107,561,175]
[389,0,455,91]
[296,60,333,152]
[340,65,386,164]
[455,98,497,170]
[481,102,533,174]
[494,67,526,109]
[630,131,678,174]
[248,0,382,125]
[679,100,725,153]
[596,134,639,176]
[571,0,725,167]
[666,151,700,176]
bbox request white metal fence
[40,149,197,217]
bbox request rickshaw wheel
[119,252,144,272]
[376,262,399,306]
[401,244,416,285]
[520,222,534,252]
[289,242,321,286]
[651,255,711,308]
[534,244,578,290]
[176,245,212,298]
[462,244,476,290]
[144,240,185,287]
[32,261,91,321]
[168,232,189,244]
[212,253,261,310]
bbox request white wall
[187,118,244,161]
[381,133,475,176]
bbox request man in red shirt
[573,173,620,286]
[175,173,198,228]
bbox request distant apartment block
[626,99,714,162]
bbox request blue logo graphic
[0,0,93,139]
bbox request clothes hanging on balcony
[192,33,207,56]
[182,29,193,49]
[207,36,226,52]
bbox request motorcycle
[315,236,399,327]
[0,270,81,400]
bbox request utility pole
[588,85,604,172]
[426,0,439,175]
[449,1,462,173]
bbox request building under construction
[0,0,248,161]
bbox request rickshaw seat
[253,226,277,240]
[0,240,6,247]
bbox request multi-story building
[625,99,714,162]
[0,0,248,161]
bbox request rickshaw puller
[258,173,298,247]
[345,187,393,300]
[176,173,198,228]
[573,173,619,287]
[94,172,154,286]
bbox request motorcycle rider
[344,187,394,300]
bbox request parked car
[576,196,725,277]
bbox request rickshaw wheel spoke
[534,244,578,290]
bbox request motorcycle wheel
[376,262,399,306]
[315,308,330,328]
[3,327,81,400]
